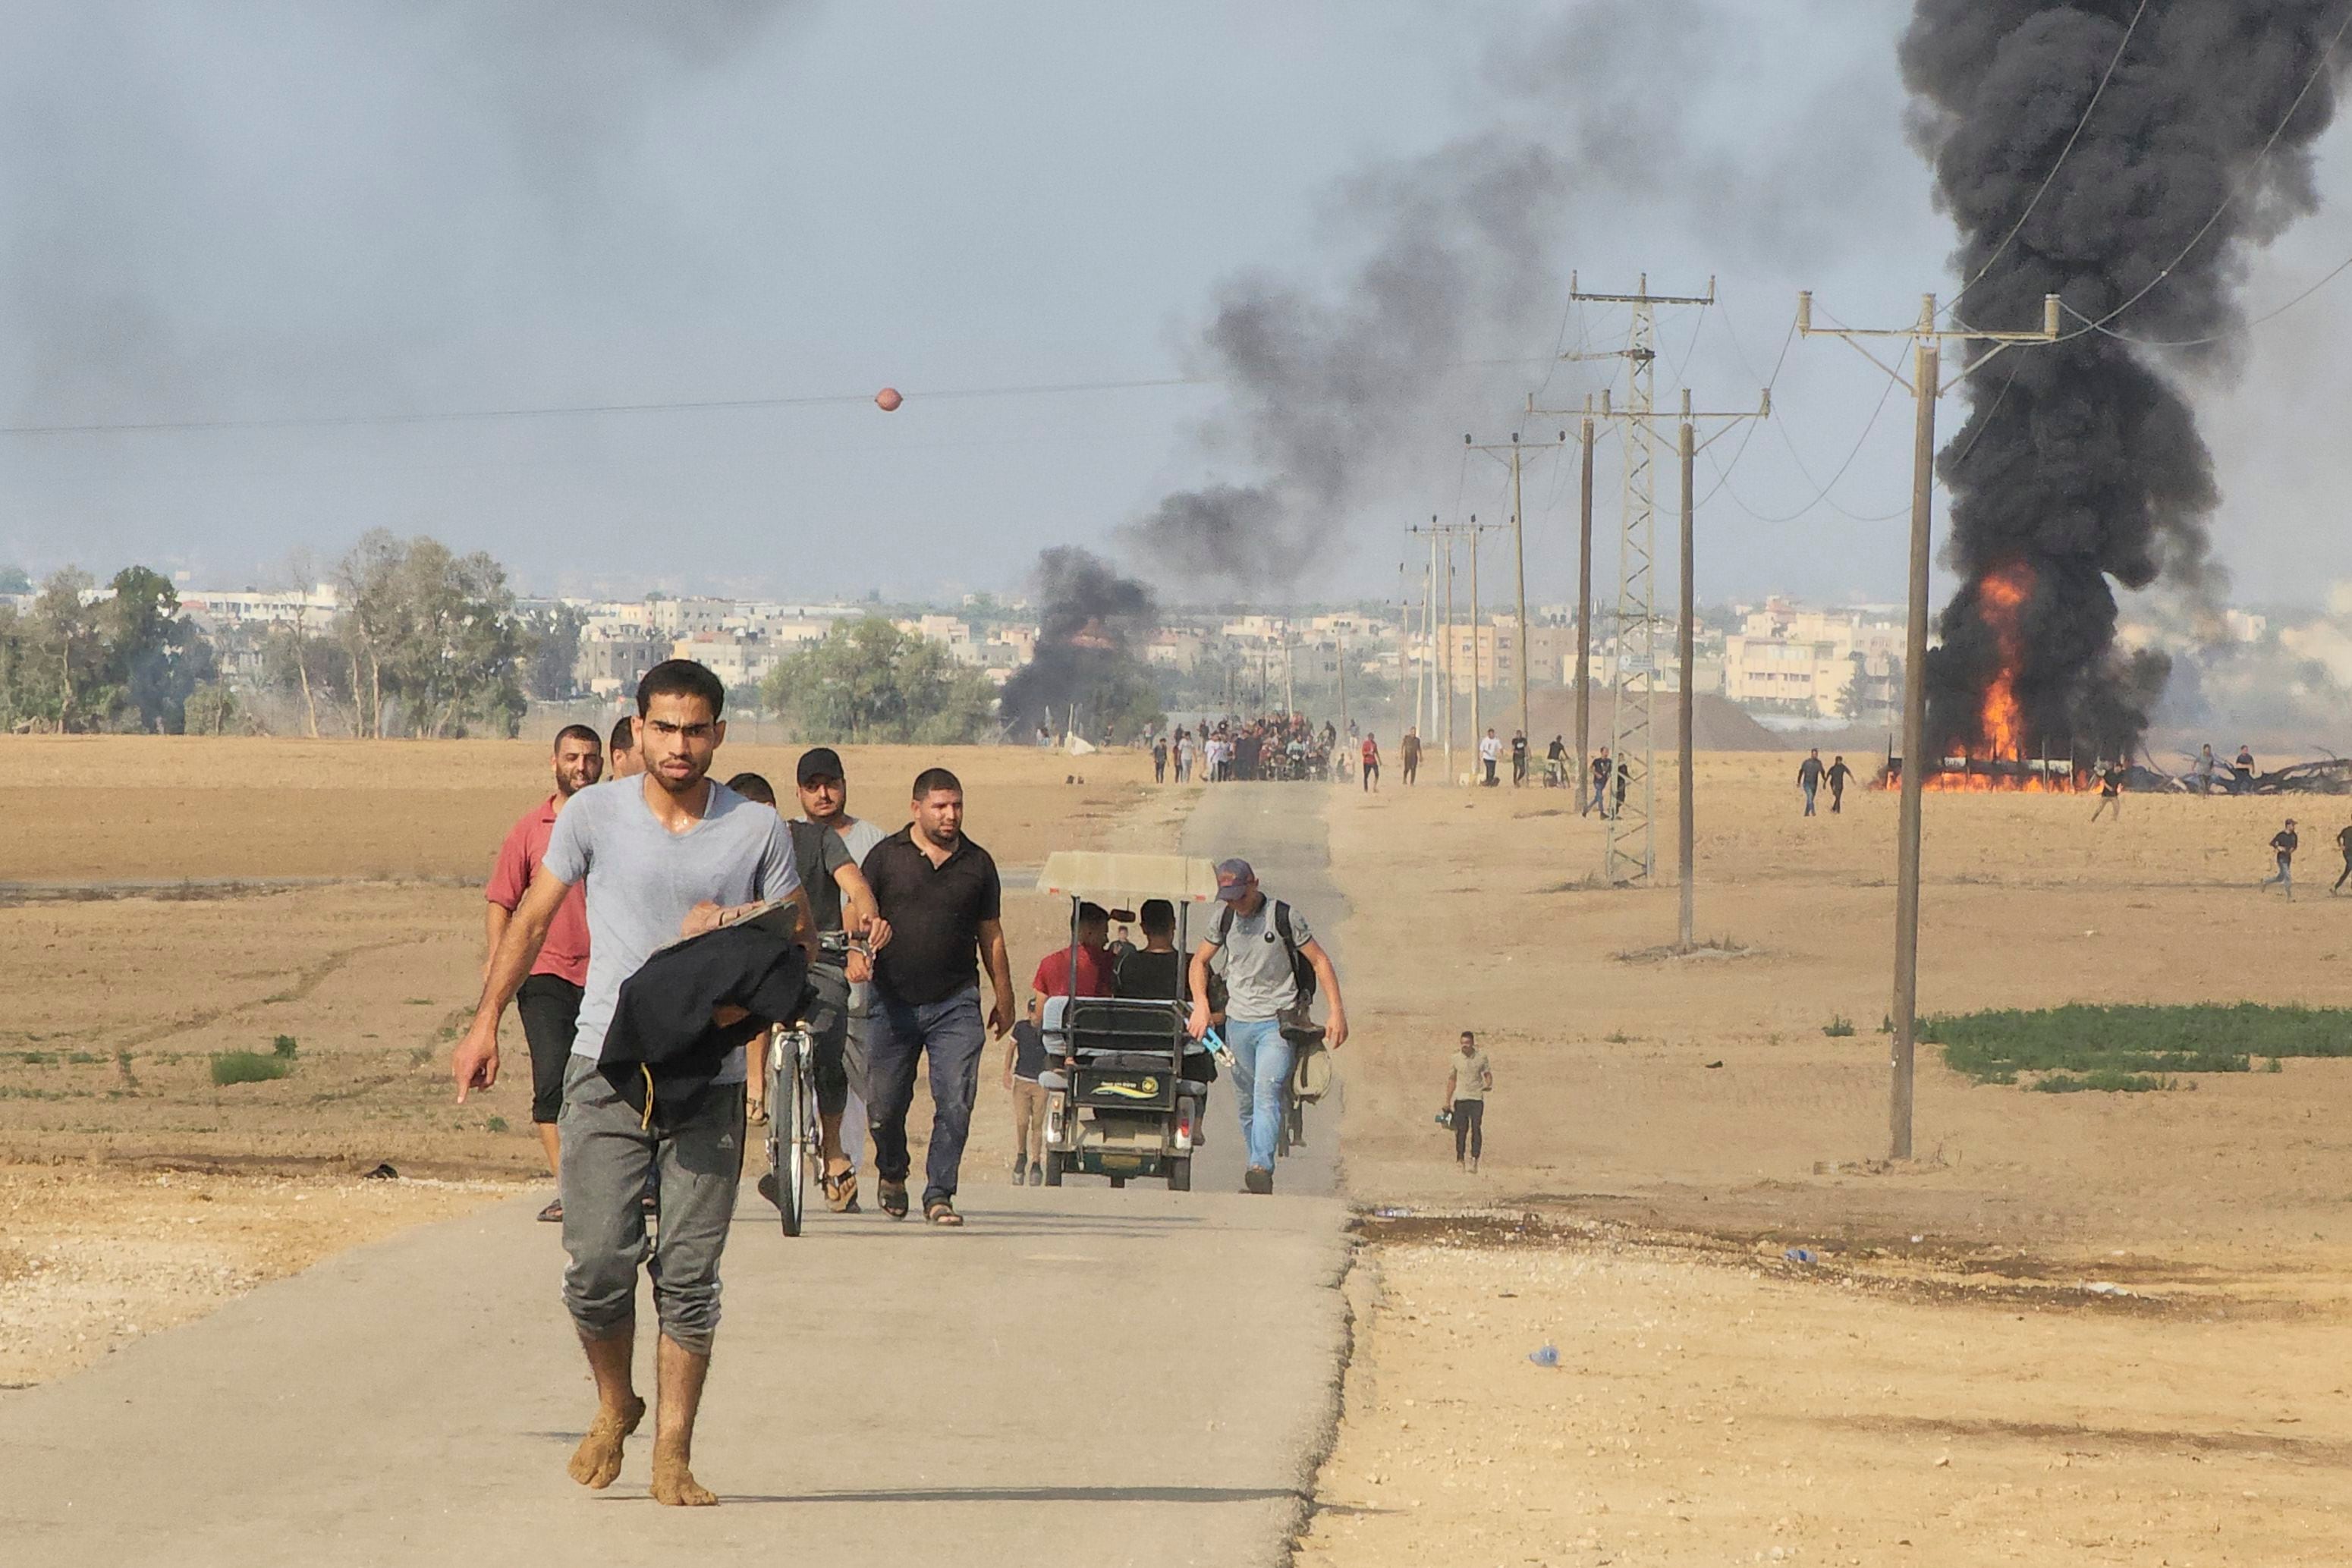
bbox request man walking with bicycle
[1187,859,1348,1195]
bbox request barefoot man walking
[454,660,811,1506]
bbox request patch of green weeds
[1922,1003,2352,1092]
[210,1051,291,1086]
[1822,1014,1856,1039]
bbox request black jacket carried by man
[600,922,810,1127]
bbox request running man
[2335,822,2352,894]
[1590,746,1611,816]
[1187,858,1347,1195]
[1399,726,1421,786]
[453,659,811,1507]
[1511,729,1529,787]
[2090,763,2124,822]
[1826,754,1853,813]
[1360,732,1381,792]
[483,723,603,1221]
[2262,819,2300,898]
[1479,727,1501,787]
[1798,749,1825,817]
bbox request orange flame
[1903,560,2094,794]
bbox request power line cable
[1944,0,2149,319]
[2040,5,2352,343]
[2070,244,2352,347]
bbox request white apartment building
[178,585,340,628]
[1721,601,1902,718]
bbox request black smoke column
[1902,1,2351,759]
[999,548,1162,740]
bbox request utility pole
[1585,381,1768,941]
[1467,429,1573,782]
[1798,289,2061,1161]
[1412,517,1501,784]
[1570,272,1715,884]
[1337,624,1349,740]
[1524,395,1607,810]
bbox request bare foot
[566,1395,646,1489]
[650,1441,717,1506]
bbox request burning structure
[997,547,1160,740]
[1901,2,2352,788]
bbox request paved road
[1179,783,1349,1199]
[5,786,1355,1567]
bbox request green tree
[761,617,997,743]
[102,566,216,733]
[0,564,30,595]
[524,603,586,701]
[335,531,527,737]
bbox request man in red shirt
[1028,900,1114,1016]
[486,724,604,1220]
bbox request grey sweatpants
[558,1054,745,1356]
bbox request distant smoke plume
[1902,1,2352,760]
[1128,2,1727,589]
[998,547,1159,734]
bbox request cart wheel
[1108,1175,1127,1189]
[1042,1152,1064,1188]
[1166,1157,1192,1192]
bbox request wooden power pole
[1797,289,2061,1160]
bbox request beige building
[1722,602,1902,718]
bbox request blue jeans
[1225,1017,1295,1173]
[1803,782,1818,816]
[867,983,986,1207]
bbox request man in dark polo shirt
[860,767,1016,1226]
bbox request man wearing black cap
[1187,857,1348,1193]
[792,746,894,1202]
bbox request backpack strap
[1215,903,1236,944]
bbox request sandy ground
[1294,753,2352,1565]
[0,735,1171,1386]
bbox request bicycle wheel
[776,1032,810,1236]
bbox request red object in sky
[875,387,903,412]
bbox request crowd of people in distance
[1152,712,1358,784]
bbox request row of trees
[266,531,531,737]
[0,567,223,734]
[760,617,1000,743]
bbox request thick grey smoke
[998,547,1159,735]
[1127,2,1726,589]
[1902,1,2352,759]
[1,2,802,428]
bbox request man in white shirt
[1479,727,1501,787]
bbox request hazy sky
[3,0,2348,612]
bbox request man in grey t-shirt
[1187,857,1349,1195]
[454,660,810,1508]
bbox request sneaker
[536,1198,564,1224]
[1012,1163,1027,1186]
[1244,1166,1273,1195]
[1029,1162,1044,1186]
[1469,1156,1479,1174]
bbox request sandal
[878,1178,909,1221]
[747,1105,769,1127]
[822,1165,860,1214]
[924,1200,964,1227]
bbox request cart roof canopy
[1035,851,1221,906]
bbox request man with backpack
[1187,858,1348,1195]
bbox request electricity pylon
[1568,272,1714,884]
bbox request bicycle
[765,1018,818,1236]
[765,932,857,1237]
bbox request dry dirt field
[0,734,1165,1384]
[1297,753,2352,1566]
